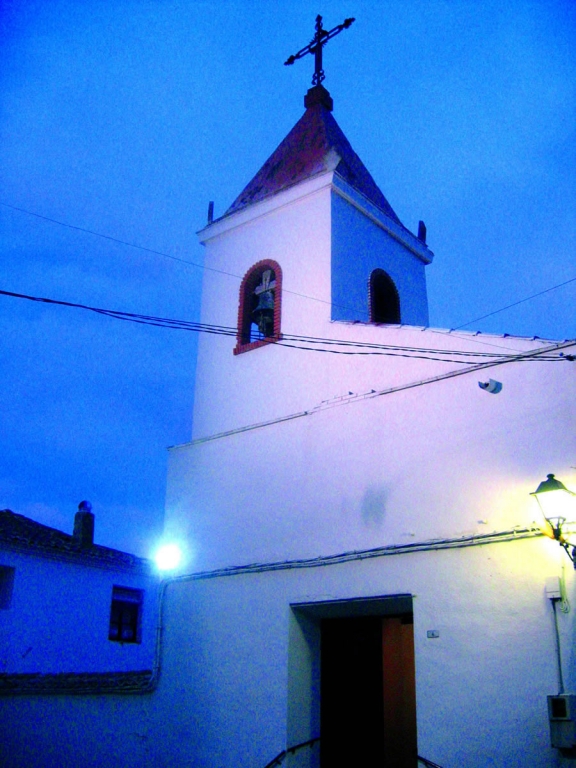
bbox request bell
[252,290,275,336]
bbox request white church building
[158,79,576,768]
[1,63,576,768]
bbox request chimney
[417,220,427,243]
[73,500,94,547]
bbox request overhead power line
[176,335,576,449]
[0,201,360,315]
[2,200,575,332]
[453,276,576,330]
[0,201,226,275]
[1,288,572,363]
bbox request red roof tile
[0,509,150,571]
[225,102,400,222]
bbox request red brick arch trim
[234,259,283,355]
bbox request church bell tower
[190,15,433,441]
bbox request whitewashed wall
[155,542,573,768]
[156,157,576,768]
[0,549,157,674]
[193,174,333,439]
[192,169,431,441]
[0,538,572,768]
[166,321,574,571]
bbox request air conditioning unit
[548,695,576,748]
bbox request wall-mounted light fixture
[531,474,576,566]
[154,542,183,572]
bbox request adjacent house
[0,502,158,695]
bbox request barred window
[109,586,143,644]
[0,566,15,609]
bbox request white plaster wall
[192,176,435,441]
[166,325,575,571]
[191,169,435,442]
[150,539,576,768]
[0,550,157,674]
[150,146,576,768]
[0,538,571,767]
[192,177,334,440]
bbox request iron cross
[284,15,355,86]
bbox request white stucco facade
[331,186,430,325]
[166,159,574,576]
[0,545,156,676]
[167,322,574,573]
[155,541,575,768]
[157,124,576,766]
[190,171,431,440]
[1,537,573,767]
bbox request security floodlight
[154,543,183,572]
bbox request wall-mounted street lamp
[531,474,576,566]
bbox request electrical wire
[0,201,362,315]
[560,559,571,614]
[2,288,572,363]
[2,200,575,332]
[166,528,542,584]
[174,337,575,447]
[273,329,560,358]
[275,339,565,362]
[453,276,576,330]
[551,599,565,694]
[0,201,228,276]
[149,528,542,698]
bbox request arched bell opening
[369,269,401,324]
[235,260,282,354]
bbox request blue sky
[1,0,575,556]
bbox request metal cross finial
[284,14,355,86]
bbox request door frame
[287,594,415,768]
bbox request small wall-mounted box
[546,577,562,601]
[548,695,576,748]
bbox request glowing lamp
[531,474,576,565]
[155,543,183,572]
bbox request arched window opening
[369,269,401,324]
[235,260,282,354]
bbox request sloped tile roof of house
[224,95,401,223]
[0,509,150,571]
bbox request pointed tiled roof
[225,97,400,223]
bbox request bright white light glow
[155,543,183,571]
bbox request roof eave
[197,169,336,244]
[331,172,433,264]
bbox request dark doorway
[320,614,417,767]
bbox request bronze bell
[252,290,275,336]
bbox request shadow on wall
[361,487,388,527]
